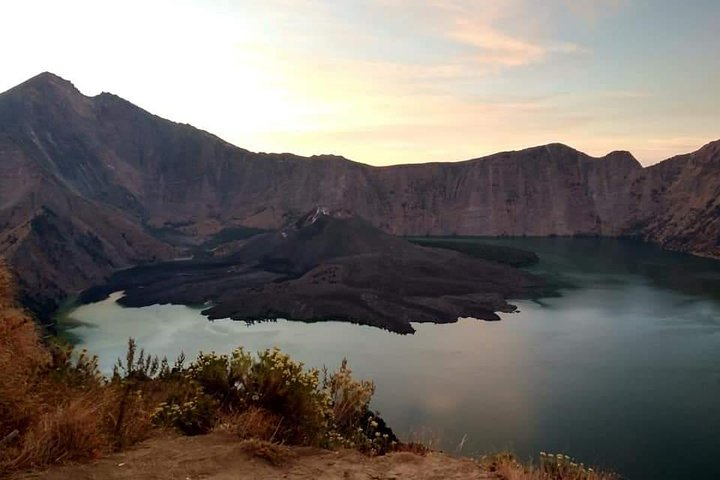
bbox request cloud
[371,0,590,69]
[450,22,589,67]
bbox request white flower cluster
[258,347,321,390]
[539,452,596,477]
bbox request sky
[1,0,718,166]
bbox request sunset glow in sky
[2,0,719,165]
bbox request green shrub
[151,385,217,436]
[325,358,375,431]
[187,351,241,408]
[112,338,160,382]
[181,348,384,448]
[45,342,103,389]
[244,348,330,444]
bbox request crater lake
[61,238,720,480]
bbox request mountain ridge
[1,72,718,320]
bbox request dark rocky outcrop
[82,208,543,334]
[0,72,719,320]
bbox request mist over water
[63,238,720,480]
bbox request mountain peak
[294,207,354,229]
[606,149,633,157]
[0,72,100,129]
[29,71,69,83]
[545,142,577,151]
[604,149,642,167]
[505,143,581,159]
[2,72,81,99]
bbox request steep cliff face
[0,72,718,315]
[626,140,720,258]
[359,146,644,236]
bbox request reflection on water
[63,238,720,480]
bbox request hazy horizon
[2,0,718,166]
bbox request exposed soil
[14,432,495,480]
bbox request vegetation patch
[0,259,387,474]
[479,451,617,480]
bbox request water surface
[63,238,720,480]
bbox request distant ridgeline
[0,72,719,323]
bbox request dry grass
[403,427,442,453]
[238,439,296,466]
[235,407,284,442]
[107,384,155,450]
[0,262,152,475]
[393,441,430,456]
[0,266,50,437]
[8,395,109,468]
[0,263,56,472]
[479,452,617,480]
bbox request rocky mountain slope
[0,72,718,318]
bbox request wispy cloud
[368,0,590,70]
[450,22,589,67]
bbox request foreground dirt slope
[15,432,493,480]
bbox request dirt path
[15,432,496,480]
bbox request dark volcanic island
[81,208,544,334]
